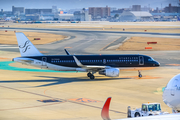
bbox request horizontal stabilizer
[13,57,34,63]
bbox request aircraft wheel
[139,74,142,78]
[90,75,95,79]
[138,70,142,78]
[87,72,91,77]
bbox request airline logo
[19,40,31,53]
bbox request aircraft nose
[155,61,160,66]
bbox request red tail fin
[101,97,111,120]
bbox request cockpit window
[148,57,154,61]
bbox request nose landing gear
[138,70,142,78]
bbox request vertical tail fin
[15,32,44,57]
[101,97,111,120]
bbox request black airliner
[13,33,160,79]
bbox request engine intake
[99,68,119,77]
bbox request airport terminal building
[119,11,154,22]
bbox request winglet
[73,56,83,67]
[101,97,111,120]
[64,49,71,55]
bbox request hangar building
[119,11,154,22]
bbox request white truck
[127,103,169,118]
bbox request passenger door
[139,56,144,65]
[42,57,47,66]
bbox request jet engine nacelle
[99,68,119,77]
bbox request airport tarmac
[0,26,180,120]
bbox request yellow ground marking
[121,67,156,71]
[0,57,8,59]
[166,64,180,66]
[40,51,48,53]
[122,75,161,79]
[64,47,72,48]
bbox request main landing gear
[138,70,142,78]
[87,72,95,79]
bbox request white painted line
[0,47,18,48]
[0,45,18,48]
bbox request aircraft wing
[101,97,180,120]
[73,56,111,70]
